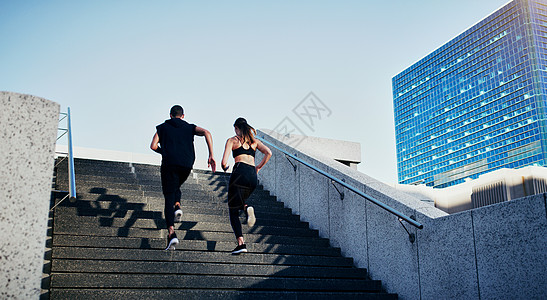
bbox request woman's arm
[221,137,234,171]
[255,140,272,173]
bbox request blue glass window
[393,0,547,187]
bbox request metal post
[67,107,77,200]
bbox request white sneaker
[246,206,256,227]
[165,233,179,251]
[174,207,183,223]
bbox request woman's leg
[229,207,243,242]
[228,172,245,243]
[228,165,249,253]
[229,207,247,254]
[241,167,258,226]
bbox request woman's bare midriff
[234,154,255,167]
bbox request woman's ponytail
[234,117,256,145]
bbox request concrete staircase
[46,158,397,299]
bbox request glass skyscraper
[392,0,547,188]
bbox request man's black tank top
[156,118,196,167]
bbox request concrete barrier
[0,92,59,299]
[256,130,547,299]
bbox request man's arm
[150,132,163,154]
[195,126,216,172]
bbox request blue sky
[0,0,509,184]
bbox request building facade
[393,0,547,188]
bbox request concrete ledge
[260,129,361,168]
[0,92,59,299]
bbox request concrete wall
[256,130,547,300]
[0,92,59,299]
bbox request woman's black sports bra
[232,144,256,158]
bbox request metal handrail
[51,107,76,210]
[257,136,424,229]
[67,107,76,200]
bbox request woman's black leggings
[228,162,257,238]
[229,208,244,239]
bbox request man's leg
[161,165,178,227]
[163,193,177,232]
[161,165,179,250]
[173,182,183,223]
[173,167,191,222]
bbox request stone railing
[256,129,546,299]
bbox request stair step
[69,189,215,202]
[67,185,271,200]
[50,289,397,300]
[55,217,318,237]
[71,193,286,210]
[57,175,271,196]
[56,168,133,178]
[57,198,290,214]
[52,259,367,279]
[51,273,382,291]
[58,180,204,192]
[54,206,301,223]
[53,247,354,267]
[55,210,308,228]
[56,185,272,203]
[58,174,139,184]
[54,226,329,247]
[52,235,342,256]
[56,159,132,171]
